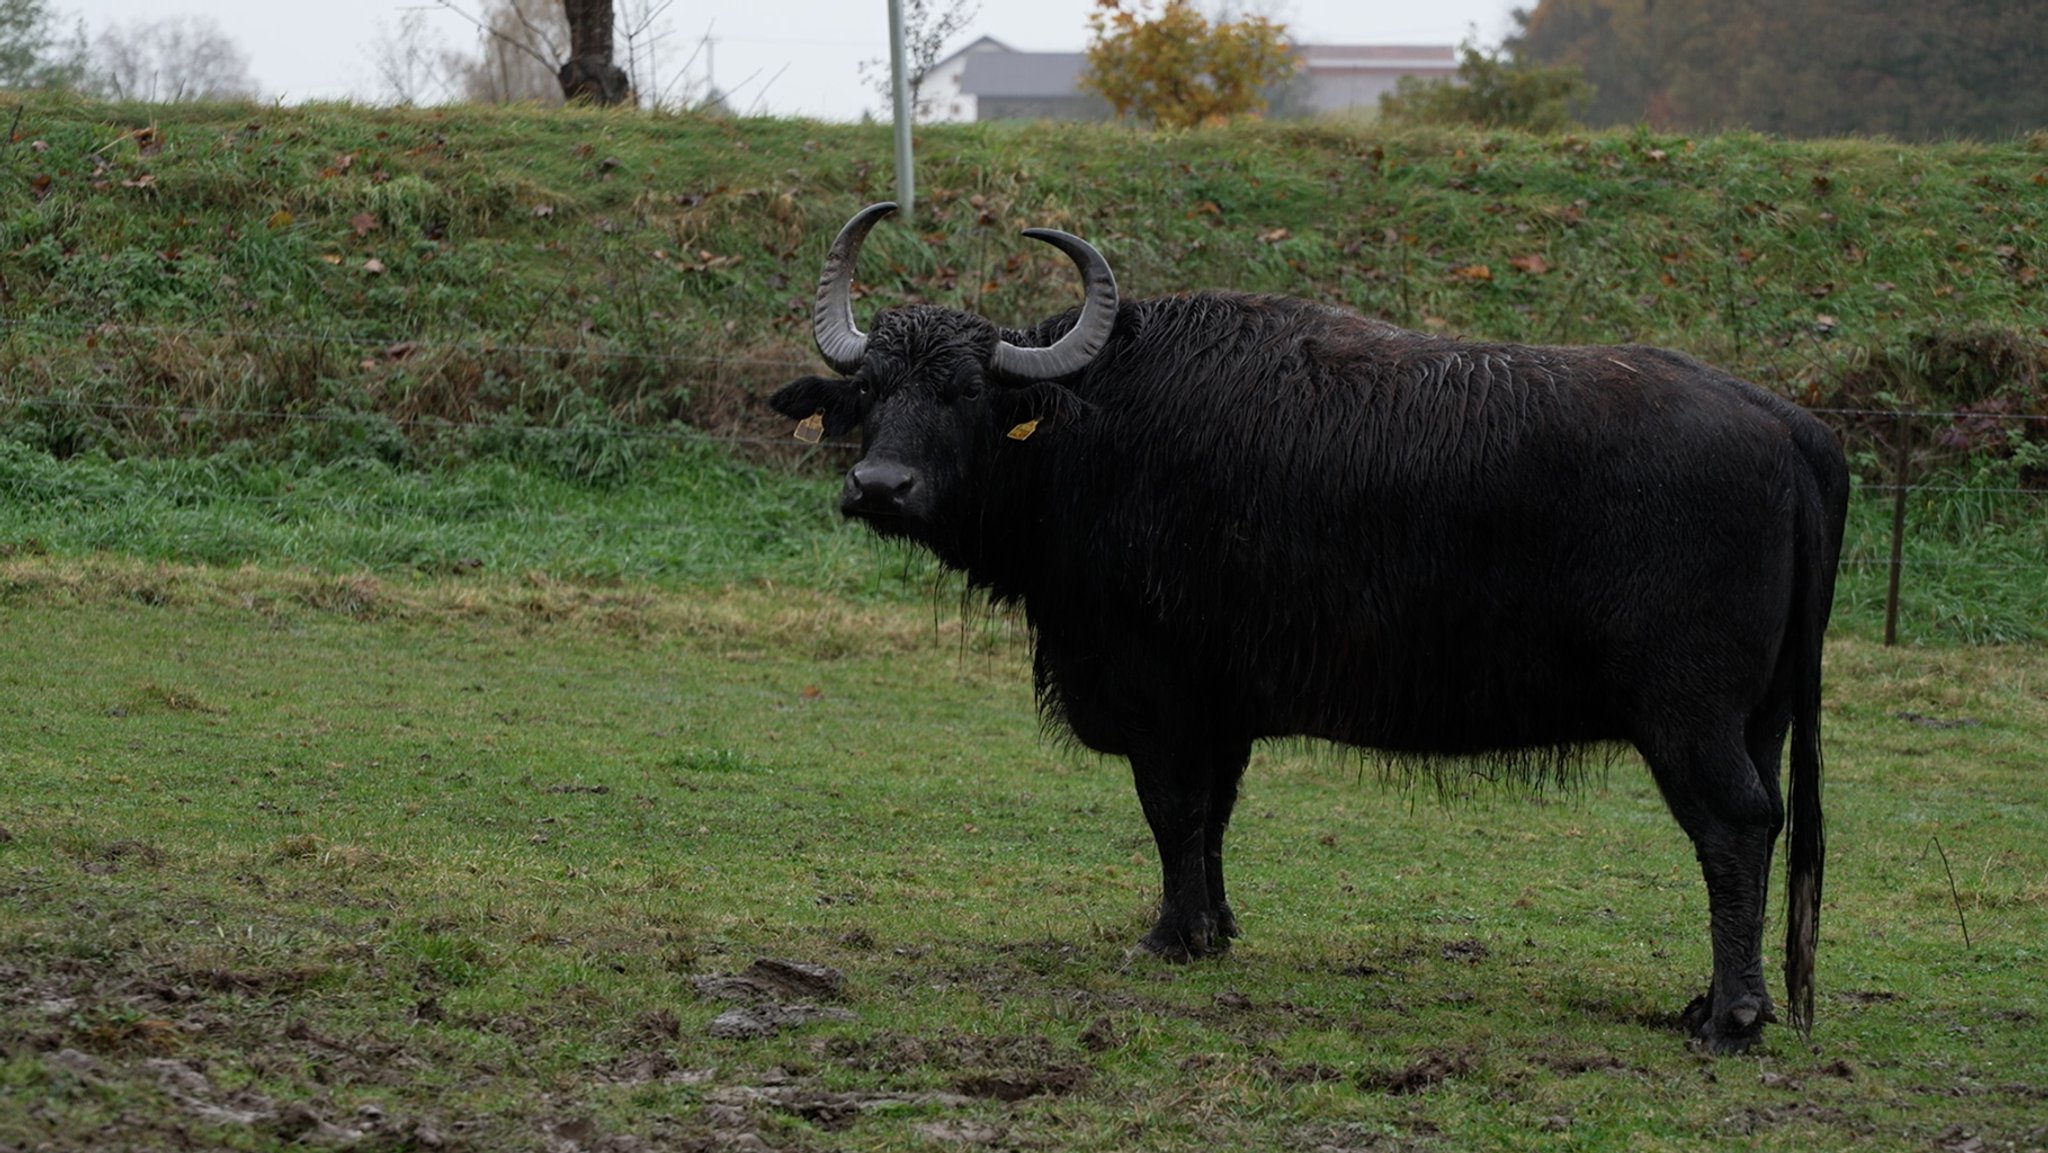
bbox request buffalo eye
[943,360,984,404]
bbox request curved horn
[989,228,1120,382]
[812,202,898,374]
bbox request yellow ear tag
[1006,419,1040,441]
[793,411,825,444]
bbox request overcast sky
[58,0,1520,118]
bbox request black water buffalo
[771,203,1849,1052]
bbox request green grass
[0,569,2043,1151]
[2,94,2044,463]
[1,93,2044,1149]
[1837,484,2048,644]
[0,437,944,598]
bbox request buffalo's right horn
[812,201,898,374]
[989,228,1119,382]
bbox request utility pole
[887,0,915,220]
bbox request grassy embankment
[2,93,2044,637]
[0,95,2045,1151]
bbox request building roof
[958,52,1089,99]
[1298,43,1459,68]
[927,34,1016,76]
[956,43,1457,100]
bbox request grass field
[1,551,2043,1152]
[2,93,2044,1151]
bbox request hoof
[1137,919,1228,962]
[1681,992,1769,1055]
[1216,903,1241,941]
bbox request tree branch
[434,0,557,70]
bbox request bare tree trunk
[558,0,630,104]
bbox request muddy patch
[1359,1050,1474,1095]
[694,958,854,1039]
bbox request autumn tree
[87,14,257,102]
[1377,42,1591,132]
[1081,0,1298,129]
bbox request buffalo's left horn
[813,201,898,374]
[989,228,1119,382]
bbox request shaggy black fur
[772,288,1848,1054]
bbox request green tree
[1377,42,1592,132]
[1081,0,1298,129]
[1,0,85,89]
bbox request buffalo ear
[769,375,862,436]
[990,380,1092,433]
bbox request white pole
[887,0,915,220]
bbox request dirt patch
[952,1065,1089,1102]
[1077,1016,1122,1052]
[1359,1050,1474,1095]
[707,1002,856,1040]
[1287,1120,1441,1152]
[705,1084,976,1133]
[692,958,846,1004]
[694,958,854,1039]
[1255,1055,1346,1085]
[1716,1101,1861,1137]
[1532,1052,1627,1075]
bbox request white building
[914,35,1016,123]
[926,38,1459,122]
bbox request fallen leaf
[30,173,53,200]
[362,258,386,274]
[267,210,294,230]
[121,173,156,188]
[1508,253,1550,275]
[531,204,555,218]
[1451,264,1493,281]
[350,212,377,237]
[320,253,342,265]
[1258,227,1291,244]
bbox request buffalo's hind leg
[1130,734,1252,961]
[1642,721,1784,1053]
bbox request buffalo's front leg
[1130,736,1251,960]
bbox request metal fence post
[1883,410,1911,647]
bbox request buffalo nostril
[845,461,919,514]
